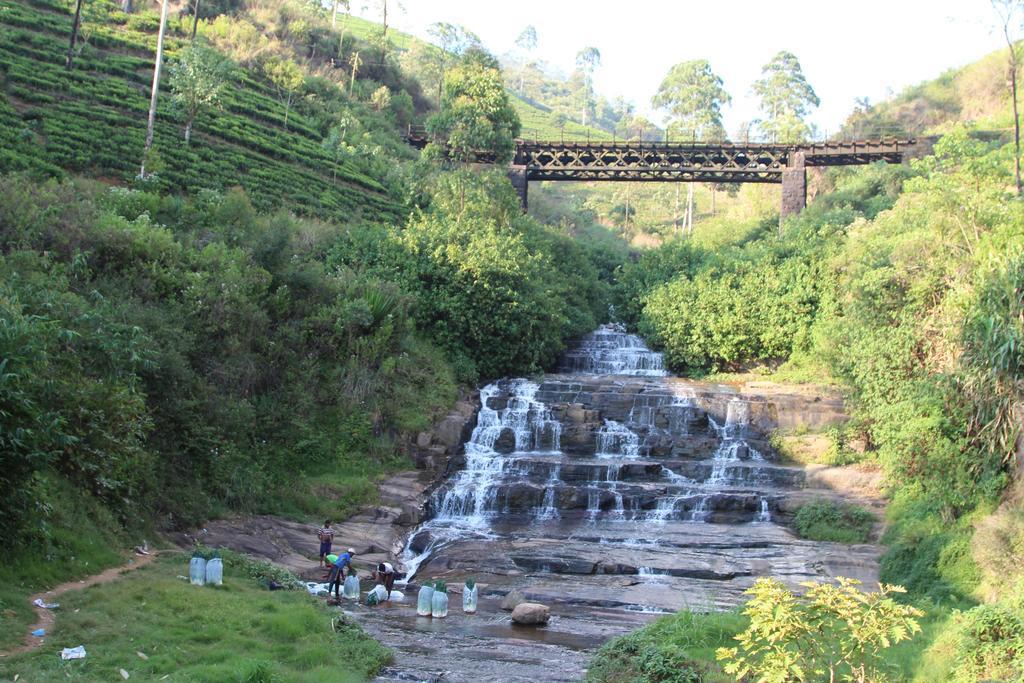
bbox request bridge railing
[512,123,919,146]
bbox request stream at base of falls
[347,324,879,683]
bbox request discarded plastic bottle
[343,574,360,599]
[416,584,434,616]
[205,557,223,586]
[431,589,449,618]
[189,556,206,586]
[462,583,478,614]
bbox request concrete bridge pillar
[508,165,528,210]
[780,151,806,221]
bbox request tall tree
[993,0,1023,195]
[425,54,521,213]
[169,44,229,143]
[515,25,538,95]
[427,22,480,106]
[425,55,520,165]
[65,0,84,70]
[652,59,731,234]
[140,0,169,177]
[651,59,730,141]
[263,57,304,129]
[751,50,819,143]
[575,46,601,126]
[190,0,200,41]
[331,0,349,29]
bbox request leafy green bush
[587,610,744,683]
[717,577,923,683]
[0,176,461,547]
[793,500,875,544]
[935,587,1024,683]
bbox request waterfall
[432,380,560,528]
[535,464,561,521]
[397,327,791,585]
[595,420,640,458]
[559,324,667,376]
[689,496,710,522]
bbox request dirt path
[0,551,159,658]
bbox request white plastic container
[189,557,207,586]
[367,584,388,604]
[416,585,434,616]
[205,557,223,586]
[343,575,360,599]
[431,590,449,618]
[462,584,478,613]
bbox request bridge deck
[514,139,909,183]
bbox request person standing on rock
[317,520,335,568]
[375,561,396,599]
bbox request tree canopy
[651,59,730,141]
[752,50,819,142]
[425,55,521,164]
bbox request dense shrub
[587,610,743,683]
[937,591,1024,682]
[0,176,461,546]
[329,170,608,381]
[793,499,875,544]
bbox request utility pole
[141,0,169,178]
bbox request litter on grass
[60,646,87,660]
[31,629,45,637]
[33,598,59,609]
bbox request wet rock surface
[375,326,881,681]
[183,326,882,683]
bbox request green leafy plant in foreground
[717,577,923,683]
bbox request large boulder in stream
[511,602,551,626]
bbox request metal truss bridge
[405,128,914,217]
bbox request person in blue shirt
[327,548,356,599]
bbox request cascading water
[559,324,667,376]
[349,327,876,683]
[399,327,795,585]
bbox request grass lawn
[0,553,389,682]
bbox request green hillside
[512,92,611,140]
[844,43,1018,138]
[0,0,407,222]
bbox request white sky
[353,0,999,136]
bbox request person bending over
[375,561,396,599]
[328,548,355,600]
